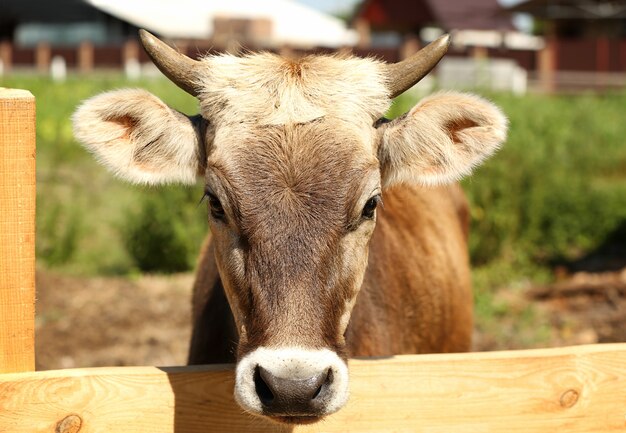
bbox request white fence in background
[438,58,528,95]
[50,56,67,82]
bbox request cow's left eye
[362,195,381,219]
[202,191,225,221]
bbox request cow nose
[234,348,350,420]
[254,365,332,415]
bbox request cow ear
[377,92,507,188]
[73,89,207,185]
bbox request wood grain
[1,344,625,432]
[0,88,36,374]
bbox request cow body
[188,184,472,364]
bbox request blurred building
[352,0,513,43]
[0,0,137,46]
[0,0,356,74]
[510,0,626,38]
[0,0,355,48]
[85,0,357,48]
[352,0,541,94]
[507,0,626,91]
[0,0,141,73]
[3,0,621,92]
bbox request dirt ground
[35,267,626,370]
[527,268,626,344]
[35,271,194,369]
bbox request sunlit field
[2,74,625,363]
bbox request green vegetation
[122,185,206,273]
[2,74,205,275]
[3,76,625,301]
[391,91,626,267]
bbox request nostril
[312,383,323,400]
[312,369,332,401]
[253,365,335,412]
[254,366,275,405]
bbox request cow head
[73,30,507,424]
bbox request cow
[72,30,507,425]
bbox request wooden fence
[1,88,625,432]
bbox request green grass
[3,75,625,295]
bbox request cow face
[73,31,506,424]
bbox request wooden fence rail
[0,344,625,432]
[1,89,625,433]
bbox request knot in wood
[559,389,579,408]
[55,414,82,433]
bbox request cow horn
[139,29,203,97]
[385,34,451,98]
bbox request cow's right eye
[361,195,381,220]
[206,192,225,221]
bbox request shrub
[122,185,207,273]
[37,198,83,266]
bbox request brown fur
[203,121,381,358]
[188,183,472,364]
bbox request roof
[506,0,626,19]
[86,0,358,47]
[0,0,107,23]
[353,0,513,32]
[430,0,513,31]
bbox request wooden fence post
[354,18,371,49]
[0,88,36,374]
[400,34,421,60]
[123,39,140,64]
[78,41,94,73]
[35,42,51,74]
[0,42,12,74]
[538,23,557,93]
